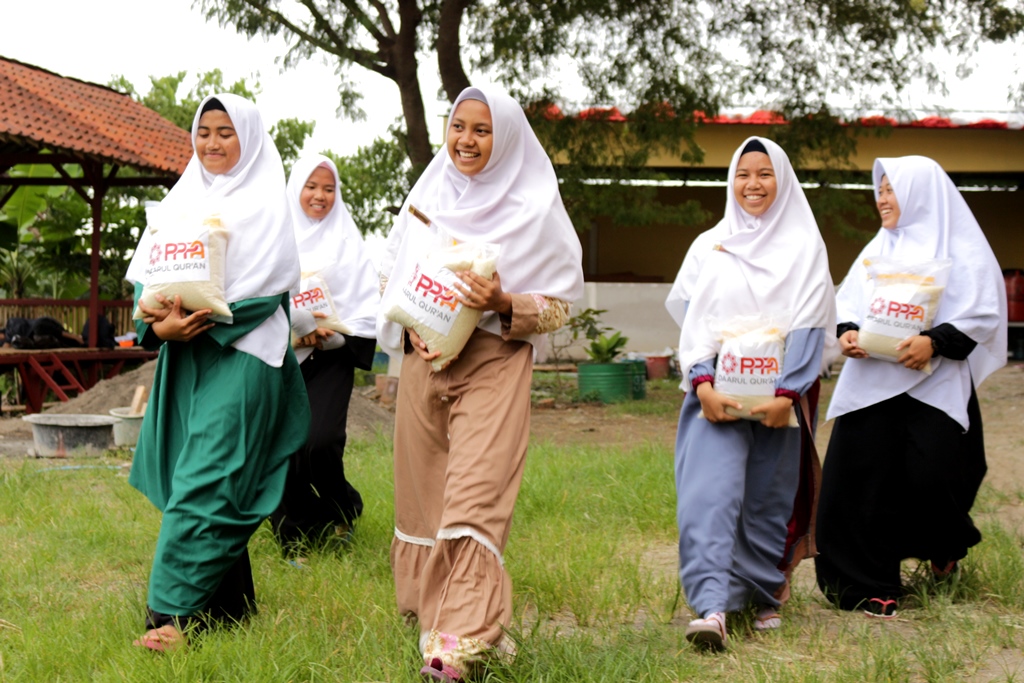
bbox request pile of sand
[42,360,394,440]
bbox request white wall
[541,282,679,362]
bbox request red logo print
[293,288,326,309]
[739,357,780,374]
[160,240,206,261]
[884,300,925,322]
[414,273,458,312]
[719,352,738,374]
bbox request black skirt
[814,389,986,610]
[270,335,376,554]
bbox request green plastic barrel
[577,362,632,403]
[620,359,647,400]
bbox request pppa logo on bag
[289,273,351,335]
[868,297,925,323]
[398,264,463,334]
[413,271,459,313]
[717,351,781,376]
[144,235,212,281]
[292,287,327,309]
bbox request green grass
[1,435,1022,682]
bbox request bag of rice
[290,270,352,337]
[133,205,231,322]
[857,256,952,374]
[705,313,798,428]
[383,233,500,372]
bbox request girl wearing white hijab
[269,154,378,557]
[665,137,836,650]
[816,156,1006,618]
[379,86,583,680]
[126,94,308,651]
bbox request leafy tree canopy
[200,0,1024,233]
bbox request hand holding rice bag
[291,270,353,337]
[133,206,231,322]
[706,313,798,428]
[384,239,501,372]
[856,255,952,374]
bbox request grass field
[1,429,1022,682]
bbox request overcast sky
[3,0,1022,159]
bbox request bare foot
[132,625,186,652]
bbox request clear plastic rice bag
[857,255,952,374]
[291,270,352,337]
[383,233,500,372]
[706,312,798,427]
[133,205,231,322]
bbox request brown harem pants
[390,327,532,666]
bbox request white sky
[2,0,1022,158]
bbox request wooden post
[85,162,113,348]
[88,192,102,348]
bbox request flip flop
[132,626,186,652]
[753,609,782,631]
[863,598,898,620]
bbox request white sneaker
[685,611,727,650]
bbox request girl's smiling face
[299,166,336,220]
[447,99,493,177]
[733,151,778,217]
[877,174,901,230]
[195,110,241,175]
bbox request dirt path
[3,360,1021,522]
[529,362,1024,532]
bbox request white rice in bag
[133,208,231,322]
[384,241,500,372]
[291,271,352,337]
[857,256,952,374]
[706,314,798,427]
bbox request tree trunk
[437,0,473,103]
[394,0,433,171]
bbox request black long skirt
[814,389,986,610]
[270,337,375,554]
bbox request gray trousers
[674,390,802,616]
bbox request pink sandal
[420,657,462,681]
[864,598,897,619]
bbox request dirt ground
[529,361,1024,532]
[1,360,1021,678]
[2,360,1021,520]
[0,360,396,456]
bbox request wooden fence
[0,299,135,338]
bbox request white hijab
[827,156,1007,429]
[287,154,379,361]
[665,136,837,390]
[126,93,300,367]
[377,86,584,355]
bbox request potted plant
[577,330,633,403]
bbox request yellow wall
[582,123,1023,283]
[647,125,1024,173]
[583,185,1024,285]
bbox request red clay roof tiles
[0,57,191,175]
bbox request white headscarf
[376,86,584,354]
[827,156,1007,429]
[126,93,300,367]
[287,154,379,363]
[665,136,837,390]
